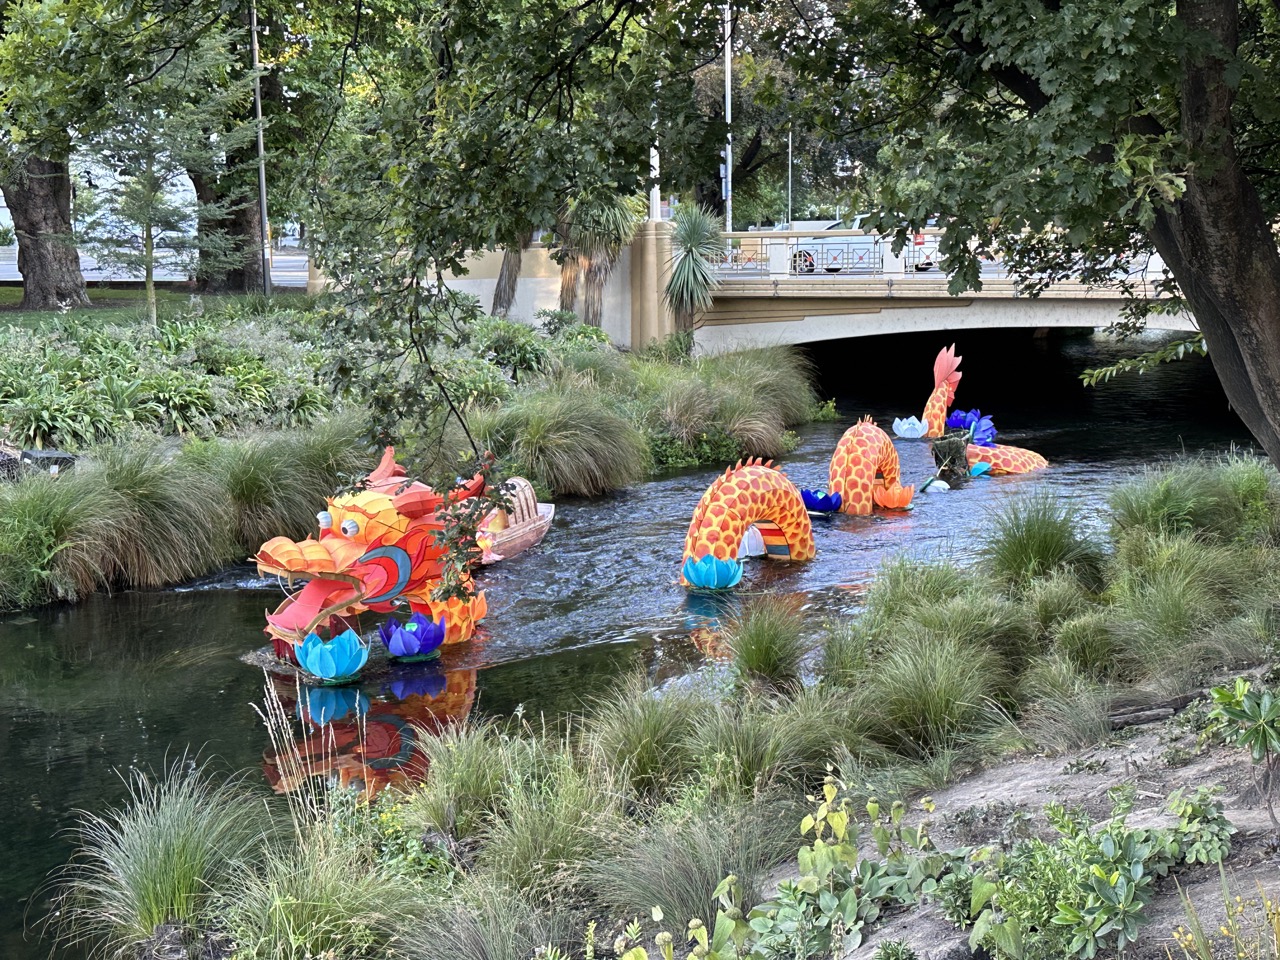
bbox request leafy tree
[76,33,254,325]
[763,0,1280,466]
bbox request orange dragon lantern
[828,417,916,515]
[681,458,816,589]
[913,344,1048,476]
[255,448,488,659]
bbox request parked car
[786,219,881,275]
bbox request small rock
[928,936,973,960]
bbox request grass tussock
[725,595,810,691]
[866,633,1006,753]
[220,827,420,960]
[0,416,373,612]
[398,878,575,960]
[401,721,513,844]
[583,675,702,802]
[1109,455,1280,542]
[475,386,648,496]
[982,492,1104,590]
[476,747,623,898]
[589,796,796,930]
[862,556,980,627]
[52,759,270,957]
[1017,656,1112,753]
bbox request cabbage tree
[665,204,723,333]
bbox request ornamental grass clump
[589,795,796,931]
[583,674,702,802]
[861,555,979,629]
[402,720,520,844]
[480,385,648,496]
[981,491,1105,590]
[698,346,819,428]
[1017,655,1112,753]
[1108,456,1280,543]
[1025,571,1094,640]
[1052,611,1123,680]
[820,620,875,687]
[682,698,803,796]
[724,595,810,691]
[866,633,1007,753]
[477,747,624,898]
[51,759,270,958]
[91,442,229,586]
[0,468,125,608]
[220,826,422,960]
[398,877,576,960]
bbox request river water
[0,329,1253,958]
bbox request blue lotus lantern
[946,409,998,447]
[682,555,745,590]
[299,685,369,724]
[970,461,993,478]
[378,612,446,662]
[296,628,369,685]
[893,416,928,439]
[801,489,843,513]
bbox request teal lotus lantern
[297,629,369,684]
[299,685,370,724]
[682,555,744,590]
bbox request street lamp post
[250,0,271,297]
[722,2,733,233]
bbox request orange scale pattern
[828,416,915,515]
[681,459,815,580]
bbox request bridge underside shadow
[695,294,1195,354]
[795,328,1239,461]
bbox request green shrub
[53,760,270,958]
[725,595,810,691]
[982,492,1104,590]
[471,316,548,381]
[583,675,701,802]
[589,796,796,930]
[867,634,1006,752]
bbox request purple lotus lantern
[378,612,446,662]
[946,409,998,447]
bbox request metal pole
[250,0,271,296]
[787,125,793,227]
[722,2,733,233]
[650,81,662,221]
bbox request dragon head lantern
[255,448,488,658]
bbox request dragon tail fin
[933,344,963,392]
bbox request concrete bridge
[431,224,1197,351]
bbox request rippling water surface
[0,329,1254,957]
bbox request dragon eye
[340,519,359,537]
[317,511,333,529]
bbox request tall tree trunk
[1,156,89,309]
[581,255,616,327]
[493,231,533,316]
[559,253,583,312]
[1147,0,1280,465]
[144,221,157,327]
[188,155,264,295]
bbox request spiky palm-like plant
[665,205,724,333]
[559,193,645,327]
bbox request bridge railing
[717,228,994,280]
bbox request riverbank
[42,457,1280,960]
[0,296,833,611]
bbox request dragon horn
[933,344,963,391]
